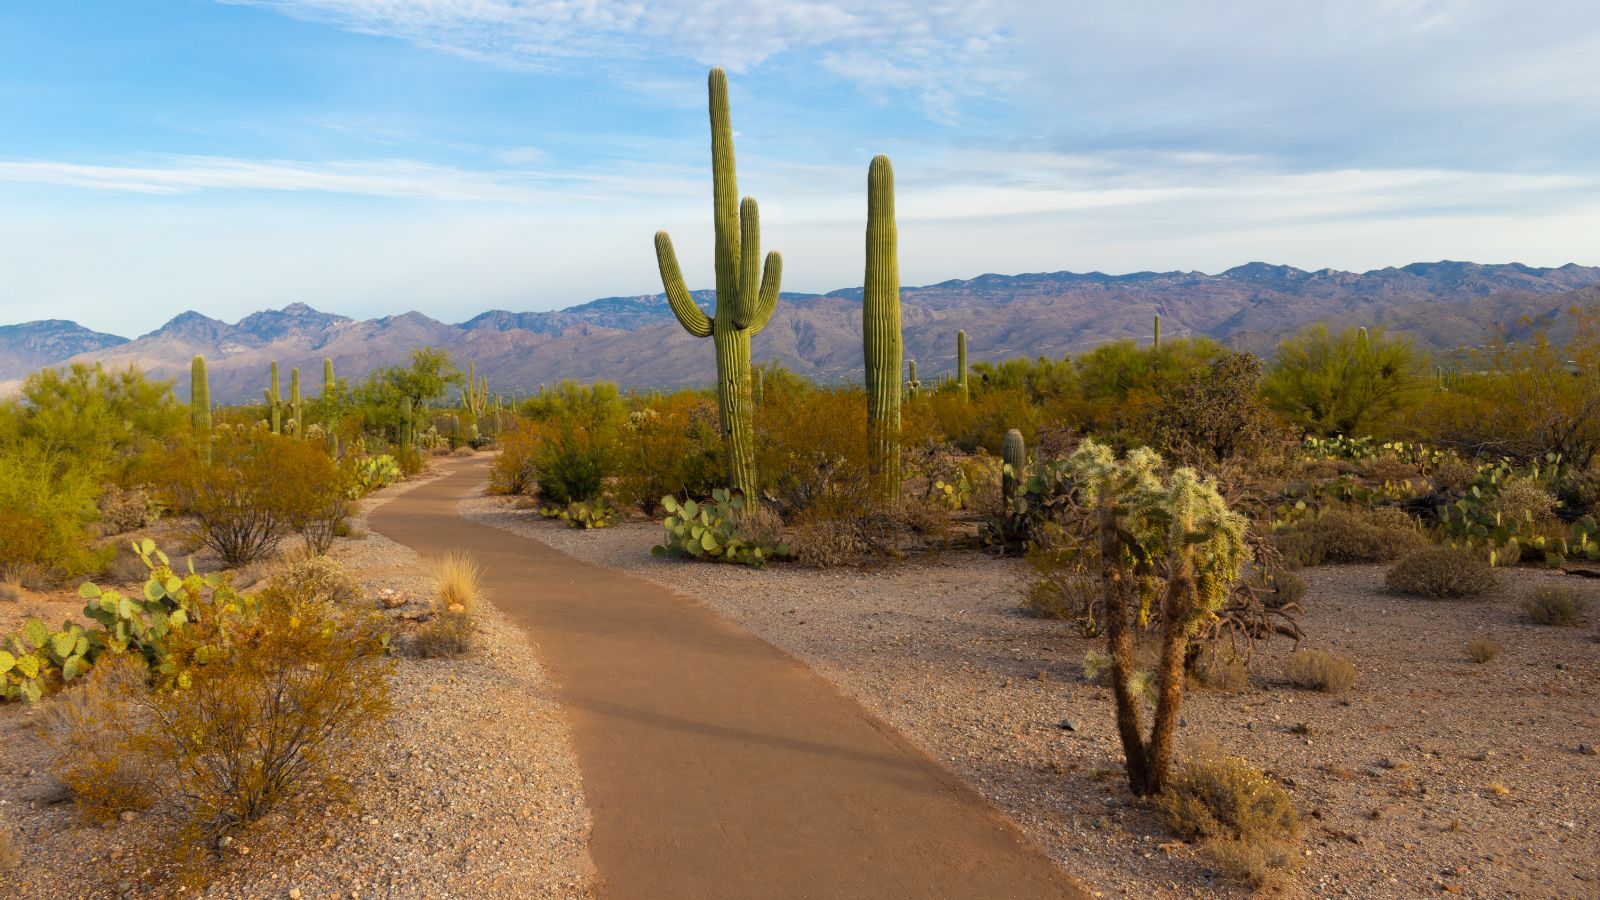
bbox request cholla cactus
[654,67,783,501]
[1066,439,1250,796]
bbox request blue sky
[2,1,1599,336]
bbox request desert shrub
[393,444,426,477]
[656,492,790,567]
[433,550,482,612]
[1023,541,1102,634]
[1150,352,1293,469]
[163,428,347,566]
[452,446,475,457]
[1069,337,1226,441]
[140,579,391,843]
[97,483,156,535]
[1386,546,1497,598]
[1267,569,1307,608]
[0,446,107,585]
[755,385,875,519]
[490,419,542,495]
[1495,476,1560,528]
[787,509,867,568]
[1521,585,1589,626]
[1466,638,1501,663]
[1201,834,1299,891]
[536,421,614,505]
[1263,324,1422,436]
[1273,506,1425,567]
[412,608,474,658]
[614,397,724,512]
[268,554,362,607]
[11,363,185,487]
[1190,650,1250,692]
[1282,649,1357,692]
[1158,751,1299,840]
[39,652,155,822]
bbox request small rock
[118,810,139,823]
[377,588,407,609]
[1578,743,1597,756]
[1057,719,1076,732]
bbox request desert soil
[0,466,595,900]
[462,494,1600,900]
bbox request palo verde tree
[1066,439,1250,796]
[654,67,783,500]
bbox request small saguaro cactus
[191,355,212,463]
[1153,313,1162,350]
[864,155,904,503]
[288,367,304,436]
[322,357,339,454]
[462,360,489,440]
[956,329,969,399]
[264,360,282,434]
[654,67,784,501]
[907,359,920,400]
[1002,428,1026,503]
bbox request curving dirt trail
[371,459,1087,900]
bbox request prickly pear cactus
[653,490,789,568]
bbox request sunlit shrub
[1385,546,1497,598]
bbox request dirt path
[369,459,1086,900]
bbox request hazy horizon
[4,1,1599,336]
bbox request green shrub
[412,609,474,658]
[1274,506,1426,567]
[1282,649,1357,693]
[1385,546,1497,599]
[1521,586,1589,626]
[1263,324,1422,436]
[1149,352,1293,469]
[0,445,108,585]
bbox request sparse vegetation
[1386,546,1498,599]
[1156,751,1300,890]
[1282,649,1357,693]
[1273,506,1426,567]
[1466,638,1501,663]
[1521,585,1589,626]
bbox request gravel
[0,471,595,900]
[463,495,1600,900]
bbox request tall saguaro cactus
[957,330,970,398]
[323,357,339,454]
[654,67,783,500]
[264,361,282,434]
[1153,313,1163,350]
[462,359,489,440]
[289,367,303,436]
[863,154,903,503]
[191,355,211,463]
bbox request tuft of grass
[1157,751,1300,890]
[1282,649,1357,693]
[412,609,474,658]
[1521,586,1589,627]
[432,550,483,613]
[1385,546,1497,599]
[1466,638,1501,664]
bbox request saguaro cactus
[864,154,903,503]
[289,367,303,436]
[957,330,969,398]
[654,67,783,500]
[1002,428,1026,503]
[323,357,339,454]
[1153,313,1162,350]
[462,360,489,440]
[191,355,211,463]
[907,359,920,400]
[264,361,282,434]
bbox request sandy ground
[462,496,1600,900]
[0,470,595,899]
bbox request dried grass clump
[1283,649,1357,693]
[1521,586,1589,626]
[788,514,867,568]
[1156,751,1300,890]
[1385,546,1497,599]
[452,446,476,457]
[1274,507,1425,567]
[1023,573,1100,622]
[412,609,475,658]
[733,506,786,550]
[38,653,155,822]
[1466,638,1501,663]
[432,550,483,613]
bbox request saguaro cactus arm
[655,232,714,338]
[748,251,783,336]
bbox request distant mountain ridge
[4,260,1598,401]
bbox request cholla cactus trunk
[1153,313,1162,350]
[957,330,969,399]
[191,355,212,464]
[266,360,281,434]
[863,154,903,504]
[654,67,783,502]
[1002,428,1025,503]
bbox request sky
[2,1,1600,336]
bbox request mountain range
[3,260,1598,403]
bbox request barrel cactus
[863,154,903,504]
[654,67,783,502]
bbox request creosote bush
[1156,751,1300,890]
[1274,506,1426,568]
[1466,638,1501,664]
[1385,546,1497,599]
[1521,586,1589,626]
[1282,649,1357,693]
[1190,650,1250,693]
[39,652,154,822]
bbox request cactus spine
[1002,428,1026,503]
[1153,313,1162,350]
[957,329,969,399]
[863,154,902,504]
[191,355,211,463]
[264,360,282,434]
[654,67,783,501]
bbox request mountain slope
[0,320,129,381]
[5,261,1598,401]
